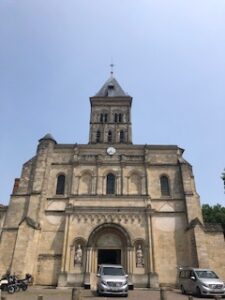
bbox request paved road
[0,287,221,300]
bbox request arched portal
[86,223,132,273]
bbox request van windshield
[195,270,218,279]
[102,267,125,276]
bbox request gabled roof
[94,76,129,97]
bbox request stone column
[91,175,97,195]
[127,247,133,274]
[120,162,124,195]
[117,175,121,195]
[85,247,91,273]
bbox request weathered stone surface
[0,76,224,288]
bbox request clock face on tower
[106,147,116,155]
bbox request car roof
[179,267,213,271]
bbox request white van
[178,267,225,297]
[96,264,128,297]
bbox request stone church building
[0,75,224,288]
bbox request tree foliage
[202,204,225,233]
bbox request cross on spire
[110,62,115,77]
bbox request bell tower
[89,74,132,144]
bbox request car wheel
[181,285,186,295]
[196,286,202,298]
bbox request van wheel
[181,285,186,295]
[196,286,202,298]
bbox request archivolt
[87,222,132,247]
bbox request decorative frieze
[72,212,144,226]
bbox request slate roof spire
[94,75,129,97]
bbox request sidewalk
[0,287,211,300]
[1,287,72,300]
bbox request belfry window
[160,175,170,196]
[119,130,125,143]
[100,113,108,123]
[56,174,65,195]
[108,130,112,143]
[96,130,101,143]
[106,173,116,194]
[114,113,123,123]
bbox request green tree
[202,204,225,235]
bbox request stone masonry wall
[205,231,225,280]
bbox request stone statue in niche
[136,244,144,267]
[74,244,83,265]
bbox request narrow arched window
[108,130,112,143]
[100,113,108,123]
[119,130,125,143]
[160,175,170,196]
[56,174,65,195]
[106,173,116,194]
[115,113,122,123]
[96,130,101,143]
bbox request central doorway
[98,249,121,265]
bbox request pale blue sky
[0,0,225,205]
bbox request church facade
[0,75,224,288]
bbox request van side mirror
[125,274,128,278]
[190,276,196,281]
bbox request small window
[96,130,101,143]
[114,113,123,123]
[160,175,170,196]
[100,113,108,123]
[119,130,125,143]
[106,173,116,194]
[56,174,65,195]
[108,130,112,143]
[107,84,114,96]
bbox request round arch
[86,223,132,270]
[87,222,132,247]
